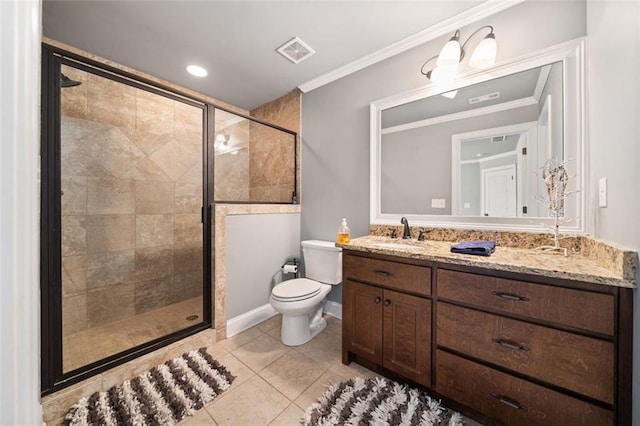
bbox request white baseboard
[226,304,278,337]
[324,300,342,320]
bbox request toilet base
[281,313,327,346]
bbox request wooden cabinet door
[382,289,431,386]
[343,279,383,364]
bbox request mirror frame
[370,38,586,233]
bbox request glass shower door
[59,63,206,372]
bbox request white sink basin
[373,242,421,250]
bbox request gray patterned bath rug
[303,376,464,425]
[63,347,235,426]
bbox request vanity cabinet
[342,253,431,387]
[341,250,633,425]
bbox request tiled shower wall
[250,90,301,202]
[60,65,204,339]
[214,118,250,200]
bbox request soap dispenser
[337,218,350,244]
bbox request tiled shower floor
[63,297,203,372]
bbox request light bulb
[430,65,457,87]
[436,33,461,67]
[469,34,497,69]
[441,90,458,99]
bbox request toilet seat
[272,278,322,302]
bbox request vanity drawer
[344,254,431,296]
[436,350,614,426]
[437,303,614,404]
[437,269,614,335]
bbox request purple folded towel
[450,240,496,256]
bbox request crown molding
[382,97,537,135]
[298,0,525,93]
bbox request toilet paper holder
[281,257,301,278]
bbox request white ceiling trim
[298,0,525,93]
[381,97,537,135]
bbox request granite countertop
[338,235,636,288]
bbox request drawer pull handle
[491,291,529,302]
[492,338,529,352]
[383,299,391,306]
[374,297,382,304]
[374,270,394,277]
[491,393,528,411]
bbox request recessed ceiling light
[186,65,208,77]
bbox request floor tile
[327,358,379,380]
[269,403,304,426]
[178,407,217,425]
[294,325,342,368]
[256,314,281,334]
[220,326,264,352]
[206,342,230,361]
[206,375,290,426]
[258,350,325,400]
[294,369,349,412]
[215,352,255,391]
[232,334,291,372]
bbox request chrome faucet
[400,217,411,239]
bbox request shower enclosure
[41,44,298,395]
[41,48,212,394]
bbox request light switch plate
[432,198,446,208]
[599,177,607,207]
[464,202,471,209]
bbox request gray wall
[460,163,481,216]
[381,104,538,215]
[586,1,640,423]
[301,0,587,303]
[225,213,300,319]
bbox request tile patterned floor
[177,314,378,425]
[178,314,482,426]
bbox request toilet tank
[301,240,342,285]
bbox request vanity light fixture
[421,26,497,86]
[186,64,208,77]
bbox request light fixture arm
[420,55,439,77]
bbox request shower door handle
[201,205,212,224]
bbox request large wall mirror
[370,38,586,232]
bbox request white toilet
[269,240,342,346]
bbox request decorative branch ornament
[533,157,577,256]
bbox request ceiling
[382,64,549,128]
[42,0,485,111]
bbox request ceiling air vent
[491,135,506,143]
[277,37,315,64]
[469,91,500,105]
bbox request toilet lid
[272,278,321,300]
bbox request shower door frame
[40,44,214,396]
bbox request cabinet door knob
[374,297,381,304]
[491,291,529,302]
[491,338,530,352]
[383,299,391,306]
[490,393,528,411]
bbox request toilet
[269,240,342,346]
